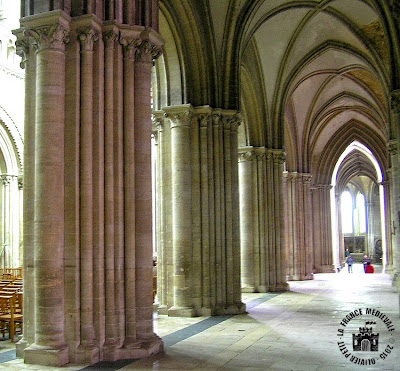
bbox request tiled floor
[1,264,399,370]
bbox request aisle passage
[0,269,398,370]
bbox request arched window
[356,192,366,234]
[341,191,353,234]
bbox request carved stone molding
[25,24,69,51]
[78,27,99,51]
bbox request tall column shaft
[103,28,118,345]
[78,25,97,349]
[20,14,70,367]
[134,39,160,337]
[312,185,335,272]
[121,36,136,344]
[167,106,194,315]
[239,149,255,292]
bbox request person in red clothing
[365,261,374,273]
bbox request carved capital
[15,39,30,69]
[211,114,221,127]
[152,115,164,132]
[103,30,119,50]
[238,151,254,163]
[135,39,162,62]
[199,114,210,128]
[272,150,286,164]
[120,37,138,59]
[167,111,192,129]
[26,24,69,51]
[18,176,23,190]
[78,27,99,51]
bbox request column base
[24,344,69,367]
[101,335,163,361]
[157,304,168,315]
[168,306,196,317]
[314,264,336,273]
[267,283,289,292]
[212,302,246,315]
[241,285,256,293]
[16,338,29,358]
[76,344,100,364]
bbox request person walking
[346,254,354,273]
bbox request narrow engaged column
[272,150,289,291]
[199,113,211,313]
[78,26,98,351]
[121,36,136,344]
[239,149,255,292]
[23,17,69,366]
[15,36,35,356]
[103,28,118,346]
[166,106,194,317]
[134,38,163,335]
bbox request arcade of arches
[0,0,398,367]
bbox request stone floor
[0,263,399,370]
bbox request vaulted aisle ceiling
[207,0,391,178]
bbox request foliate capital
[25,24,69,51]
[120,38,138,59]
[238,151,254,163]
[135,39,162,62]
[167,110,192,128]
[78,27,99,51]
[271,150,286,164]
[15,38,30,69]
[103,30,119,50]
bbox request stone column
[389,89,400,285]
[120,34,137,345]
[22,12,70,366]
[311,184,335,272]
[165,105,194,317]
[103,27,119,348]
[285,172,313,280]
[77,25,98,354]
[134,37,163,338]
[14,34,35,357]
[271,150,289,291]
[238,148,255,292]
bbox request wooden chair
[0,295,22,341]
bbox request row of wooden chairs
[0,268,23,280]
[0,278,23,341]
